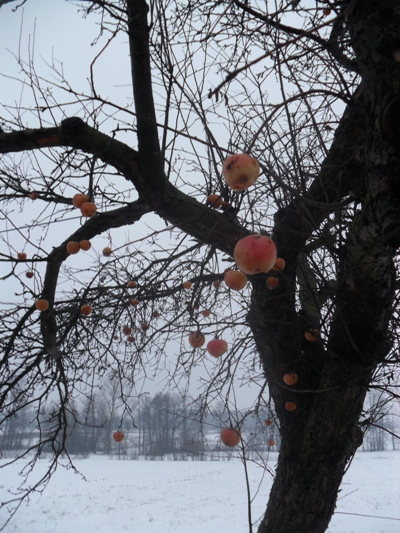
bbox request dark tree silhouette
[1,1,400,532]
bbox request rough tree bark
[252,2,400,531]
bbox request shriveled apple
[266,276,279,290]
[220,427,241,447]
[273,258,286,272]
[182,281,192,290]
[224,269,247,291]
[189,331,205,348]
[102,247,112,257]
[305,329,320,342]
[207,339,228,358]
[17,252,27,260]
[234,234,277,275]
[206,194,223,208]
[80,202,97,217]
[79,240,92,251]
[66,241,80,255]
[222,153,260,191]
[201,309,211,318]
[72,193,90,208]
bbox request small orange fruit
[266,277,279,290]
[182,281,192,290]
[273,258,286,272]
[79,240,92,251]
[201,310,211,318]
[141,323,149,331]
[30,192,38,200]
[285,401,297,412]
[35,299,49,312]
[102,247,112,257]
[213,280,221,289]
[130,298,139,307]
[25,271,34,279]
[283,373,298,386]
[72,193,90,208]
[224,269,247,291]
[123,326,132,336]
[305,329,320,342]
[127,280,137,288]
[206,194,223,208]
[80,202,97,217]
[66,241,80,254]
[268,439,275,446]
[17,252,27,260]
[265,419,272,426]
[80,304,92,315]
[220,428,241,447]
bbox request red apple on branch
[113,431,125,443]
[220,428,241,447]
[207,339,228,358]
[234,234,277,275]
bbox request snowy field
[0,451,399,533]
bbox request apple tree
[1,1,400,532]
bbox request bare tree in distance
[1,1,400,532]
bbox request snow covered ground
[0,451,399,533]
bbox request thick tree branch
[126,0,165,186]
[0,120,247,255]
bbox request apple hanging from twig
[234,234,277,275]
[222,154,260,191]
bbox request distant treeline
[1,390,397,458]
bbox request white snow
[0,451,399,533]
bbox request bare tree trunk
[257,365,368,533]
